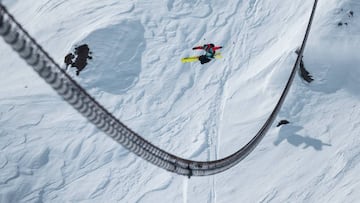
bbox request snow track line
[0,0,318,177]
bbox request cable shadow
[274,125,331,151]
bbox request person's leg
[199,55,211,64]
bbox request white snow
[1,0,360,202]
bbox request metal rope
[0,0,318,176]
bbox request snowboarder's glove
[192,47,197,50]
[219,46,223,49]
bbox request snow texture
[1,0,360,202]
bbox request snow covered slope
[1,0,359,202]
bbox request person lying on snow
[192,43,222,64]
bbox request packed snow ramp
[0,0,318,177]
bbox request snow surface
[1,0,360,202]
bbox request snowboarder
[192,43,223,64]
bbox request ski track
[135,176,173,203]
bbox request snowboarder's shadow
[64,44,92,76]
[274,125,331,151]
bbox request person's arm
[213,46,223,51]
[192,46,204,50]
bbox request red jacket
[193,45,222,52]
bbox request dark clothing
[199,55,211,64]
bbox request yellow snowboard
[181,53,222,63]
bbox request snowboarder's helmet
[210,43,215,47]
